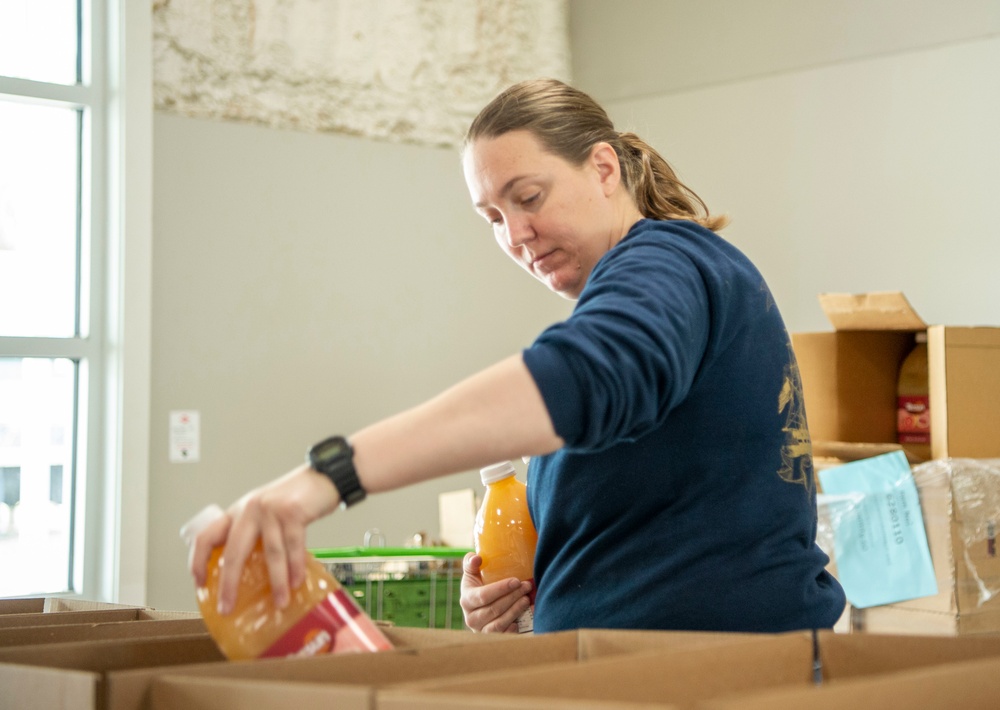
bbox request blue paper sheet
[818,451,937,608]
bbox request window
[0,1,152,603]
[0,1,91,598]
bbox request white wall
[148,114,570,611]
[571,0,1000,332]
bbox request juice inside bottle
[897,332,931,462]
[474,461,538,632]
[181,505,393,660]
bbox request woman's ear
[589,142,623,196]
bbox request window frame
[0,0,151,604]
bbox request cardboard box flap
[819,292,926,331]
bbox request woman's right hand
[459,552,532,633]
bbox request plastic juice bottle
[180,504,393,660]
[897,332,931,461]
[474,461,538,633]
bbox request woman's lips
[531,250,559,273]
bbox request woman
[188,79,845,634]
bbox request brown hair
[465,79,729,232]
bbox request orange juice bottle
[897,332,931,461]
[180,504,393,660]
[474,461,538,633]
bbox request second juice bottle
[474,461,538,633]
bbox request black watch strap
[307,436,366,508]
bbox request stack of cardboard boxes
[792,292,1000,635]
[6,598,1000,709]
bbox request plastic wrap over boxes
[819,458,1000,635]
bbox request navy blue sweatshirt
[522,219,845,633]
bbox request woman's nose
[505,214,534,247]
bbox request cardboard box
[702,654,1000,710]
[0,617,506,710]
[0,607,200,630]
[792,292,1000,461]
[0,612,205,647]
[0,598,145,615]
[0,633,225,710]
[821,458,1000,634]
[9,622,1000,710]
[377,631,1000,709]
[141,629,752,710]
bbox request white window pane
[0,0,78,85]
[0,357,75,597]
[0,100,79,338]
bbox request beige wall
[571,0,1000,331]
[150,1,1000,611]
[149,114,571,611]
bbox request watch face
[312,436,350,466]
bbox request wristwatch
[307,435,366,509]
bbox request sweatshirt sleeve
[522,237,710,451]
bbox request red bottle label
[897,395,930,443]
[261,588,392,658]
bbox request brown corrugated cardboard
[701,654,1000,710]
[0,598,50,615]
[142,628,748,691]
[0,607,199,630]
[152,673,674,710]
[149,675,373,710]
[850,604,1000,636]
[378,630,1000,709]
[0,598,145,615]
[137,629,751,710]
[8,621,1000,710]
[0,616,506,710]
[0,608,149,629]
[791,291,1000,462]
[928,327,1000,458]
[0,616,206,647]
[0,634,224,710]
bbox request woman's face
[463,130,625,300]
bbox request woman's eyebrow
[474,174,539,209]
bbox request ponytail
[616,132,729,232]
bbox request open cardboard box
[792,292,1000,462]
[141,629,752,710]
[374,630,1000,709]
[0,610,206,647]
[702,647,1000,710]
[0,619,515,710]
[0,607,200,630]
[0,598,145,616]
[0,633,225,710]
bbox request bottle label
[516,578,537,633]
[897,395,930,444]
[261,588,392,658]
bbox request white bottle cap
[179,503,225,547]
[480,461,517,485]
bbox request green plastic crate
[311,546,471,631]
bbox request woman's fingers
[461,575,531,633]
[183,507,231,587]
